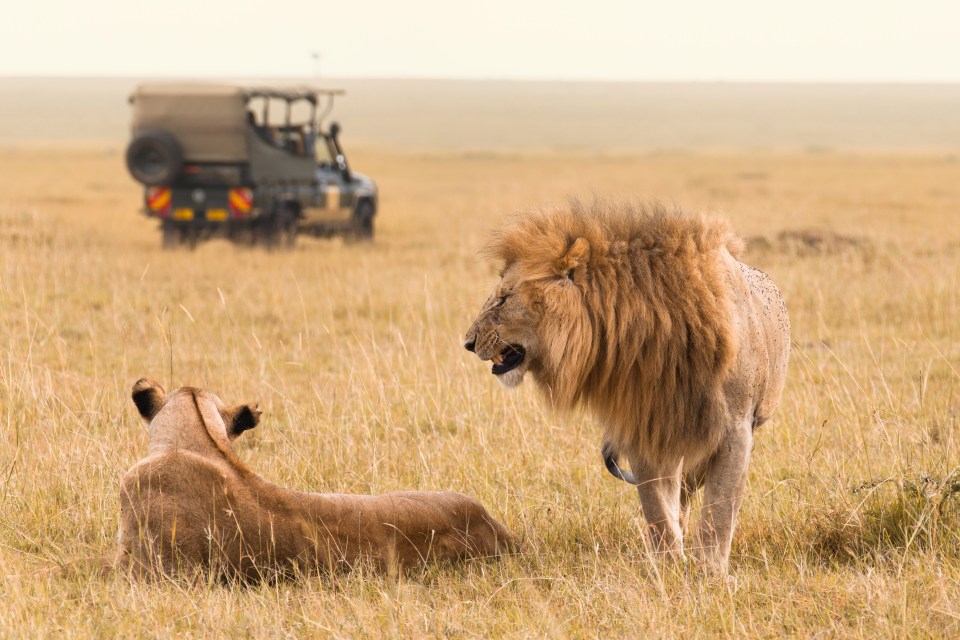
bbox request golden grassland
[1,145,960,637]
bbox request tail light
[146,187,171,216]
[228,188,253,218]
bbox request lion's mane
[485,200,745,469]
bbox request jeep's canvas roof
[129,83,344,163]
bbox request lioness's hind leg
[693,422,752,574]
[630,457,684,559]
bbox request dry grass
[1,145,960,637]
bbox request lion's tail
[601,441,638,485]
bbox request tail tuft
[601,442,638,485]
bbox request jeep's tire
[260,206,298,250]
[126,129,183,186]
[161,221,181,250]
[351,200,375,241]
[161,222,200,251]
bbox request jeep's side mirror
[329,122,341,139]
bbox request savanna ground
[2,123,960,636]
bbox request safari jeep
[125,84,378,249]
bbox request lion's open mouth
[491,345,525,376]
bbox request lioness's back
[119,451,311,578]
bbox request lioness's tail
[601,441,638,485]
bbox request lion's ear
[222,403,262,439]
[556,237,590,278]
[132,378,166,421]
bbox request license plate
[206,208,227,221]
[173,208,194,221]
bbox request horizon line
[2,73,960,87]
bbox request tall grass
[1,147,959,637]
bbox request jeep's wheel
[126,129,183,186]
[161,222,199,250]
[261,208,298,250]
[161,221,182,250]
[183,227,199,251]
[351,200,375,241]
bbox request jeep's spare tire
[125,129,183,185]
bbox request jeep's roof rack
[129,83,347,161]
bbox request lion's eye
[495,296,507,307]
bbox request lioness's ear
[222,403,262,439]
[131,378,166,421]
[556,237,590,278]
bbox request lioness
[113,378,514,579]
[464,201,789,573]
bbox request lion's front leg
[630,456,684,559]
[693,422,752,574]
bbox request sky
[2,0,958,82]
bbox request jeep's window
[246,96,316,157]
[315,137,336,166]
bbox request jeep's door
[304,166,353,222]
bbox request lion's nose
[464,339,476,352]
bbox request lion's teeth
[492,354,503,364]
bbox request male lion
[464,201,789,573]
[111,378,514,580]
